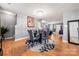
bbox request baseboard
[5,37,14,40]
[15,37,28,41]
[63,39,68,43]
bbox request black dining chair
[26,30,34,48]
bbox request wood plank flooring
[1,34,79,56]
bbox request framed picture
[27,16,35,27]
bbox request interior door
[56,25,61,33]
[68,20,79,44]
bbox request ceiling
[0,3,79,22]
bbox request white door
[56,25,61,33]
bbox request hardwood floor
[1,34,79,56]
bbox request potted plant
[0,26,9,40]
[0,26,9,56]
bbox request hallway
[2,34,79,56]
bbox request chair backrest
[41,30,48,39]
[28,30,33,40]
[47,28,50,36]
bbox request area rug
[30,40,55,52]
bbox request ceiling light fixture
[37,10,44,16]
[34,9,46,17]
[41,20,46,23]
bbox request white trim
[15,37,28,41]
[5,37,14,40]
[63,39,68,43]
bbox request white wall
[15,14,28,40]
[15,14,41,40]
[63,10,79,42]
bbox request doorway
[53,23,63,33]
[68,20,79,45]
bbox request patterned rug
[30,40,55,52]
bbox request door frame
[68,20,79,45]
